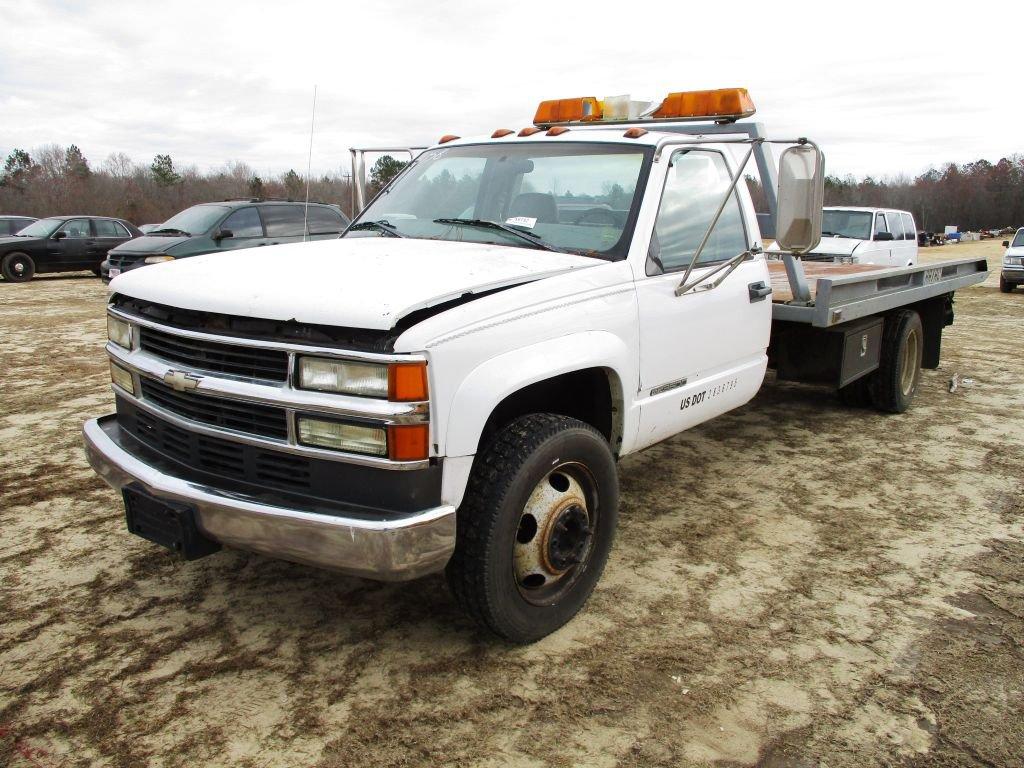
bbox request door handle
[748,281,772,302]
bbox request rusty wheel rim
[513,462,596,605]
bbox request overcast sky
[1,0,1018,181]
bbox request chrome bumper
[82,415,456,581]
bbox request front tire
[1000,277,1014,293]
[870,309,923,413]
[2,252,35,282]
[446,414,619,644]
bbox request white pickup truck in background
[83,88,987,643]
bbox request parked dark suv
[101,199,350,281]
[1,215,141,282]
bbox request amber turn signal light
[388,361,428,402]
[388,424,430,461]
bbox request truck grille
[139,325,289,382]
[114,397,443,513]
[139,377,288,440]
[106,252,145,270]
[128,405,312,492]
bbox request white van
[808,207,918,266]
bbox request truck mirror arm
[674,142,758,296]
[675,248,754,296]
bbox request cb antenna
[302,85,318,242]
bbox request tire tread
[446,413,607,640]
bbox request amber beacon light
[652,88,755,120]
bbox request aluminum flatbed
[768,257,989,328]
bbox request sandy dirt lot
[1,240,1022,767]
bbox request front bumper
[83,415,456,580]
[1001,267,1024,285]
[100,256,146,283]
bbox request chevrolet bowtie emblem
[163,369,201,392]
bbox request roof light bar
[533,88,756,126]
[653,88,755,121]
[533,97,602,126]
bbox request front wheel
[2,252,35,282]
[446,414,619,643]
[1000,277,1015,293]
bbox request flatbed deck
[768,257,989,328]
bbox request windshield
[15,217,64,237]
[822,210,873,240]
[1012,230,1024,248]
[346,142,650,258]
[155,204,231,236]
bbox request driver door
[46,218,92,269]
[633,149,771,451]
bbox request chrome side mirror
[776,144,824,254]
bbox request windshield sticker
[506,216,537,229]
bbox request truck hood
[808,237,864,257]
[110,234,192,254]
[109,237,601,330]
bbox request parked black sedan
[0,215,142,282]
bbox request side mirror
[775,144,824,254]
[213,229,233,241]
[874,231,894,242]
[1003,241,1010,248]
[52,230,67,240]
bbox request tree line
[2,144,1021,232]
[0,144,359,225]
[746,154,1024,233]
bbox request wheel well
[478,368,622,453]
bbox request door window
[260,205,306,237]
[305,206,347,235]
[650,150,747,274]
[221,207,264,238]
[57,219,91,238]
[94,219,129,237]
[873,213,889,238]
[901,213,915,240]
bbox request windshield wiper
[150,227,190,236]
[433,218,564,252]
[348,220,405,238]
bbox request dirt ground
[1,239,1022,768]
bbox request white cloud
[0,0,1019,178]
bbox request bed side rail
[773,258,989,327]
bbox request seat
[509,193,558,224]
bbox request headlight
[297,417,387,456]
[296,417,429,461]
[297,357,428,401]
[1006,256,1022,266]
[107,315,132,349]
[110,362,135,395]
[144,255,175,264]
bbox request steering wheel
[573,207,619,226]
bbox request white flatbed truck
[84,88,987,642]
